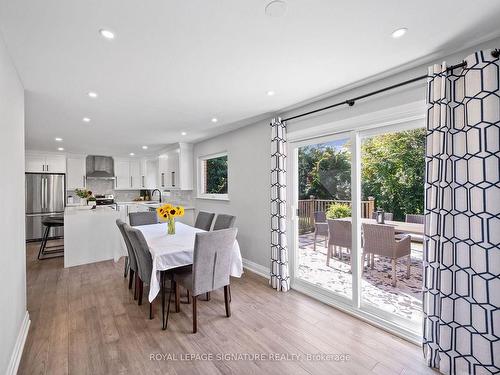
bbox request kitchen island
[64,206,126,268]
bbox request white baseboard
[6,311,30,375]
[242,258,270,279]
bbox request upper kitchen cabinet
[158,143,193,190]
[66,155,86,190]
[114,158,142,190]
[26,152,66,173]
[140,158,158,189]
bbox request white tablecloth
[135,222,243,302]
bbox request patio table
[336,217,424,236]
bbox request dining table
[135,221,244,329]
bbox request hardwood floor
[19,241,435,375]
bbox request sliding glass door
[293,134,352,301]
[289,123,425,340]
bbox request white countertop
[115,201,195,210]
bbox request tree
[361,128,425,220]
[298,145,351,200]
[205,155,228,194]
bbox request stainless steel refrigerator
[25,173,65,242]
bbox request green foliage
[326,203,352,219]
[361,128,425,220]
[205,155,228,194]
[298,145,351,200]
[298,129,425,221]
[75,188,92,199]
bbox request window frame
[197,151,229,201]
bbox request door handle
[142,176,145,187]
[42,178,46,209]
[130,176,133,188]
[46,164,49,172]
[161,173,165,187]
[171,172,175,187]
[83,176,86,187]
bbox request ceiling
[1,0,499,156]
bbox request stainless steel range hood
[86,155,115,179]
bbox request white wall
[192,37,500,271]
[0,34,26,374]
[194,121,271,268]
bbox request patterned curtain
[423,49,500,374]
[270,117,290,292]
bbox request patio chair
[326,219,351,266]
[362,223,411,287]
[313,211,328,251]
[405,214,424,242]
[371,211,394,221]
[406,214,424,224]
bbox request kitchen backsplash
[67,179,194,206]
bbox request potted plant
[87,196,97,207]
[326,203,352,219]
[156,203,185,235]
[74,188,93,206]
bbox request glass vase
[167,218,175,235]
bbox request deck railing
[298,197,375,233]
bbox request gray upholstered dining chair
[313,211,329,252]
[371,211,394,221]
[116,219,138,290]
[194,211,215,231]
[129,211,158,226]
[212,214,236,230]
[173,228,237,333]
[362,223,411,287]
[124,224,155,319]
[326,219,351,266]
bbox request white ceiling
[1,0,499,156]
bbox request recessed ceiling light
[265,1,287,17]
[142,145,148,150]
[87,91,98,98]
[391,28,407,38]
[99,29,115,40]
[82,117,91,123]
[181,131,187,136]
[211,117,218,123]
[57,147,64,151]
[55,137,63,142]
[129,152,135,156]
[267,90,275,96]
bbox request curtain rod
[282,49,499,123]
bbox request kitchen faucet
[151,189,162,203]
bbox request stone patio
[297,232,423,329]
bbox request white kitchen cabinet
[114,158,145,190]
[130,160,141,189]
[66,155,86,190]
[157,143,193,190]
[114,158,131,190]
[140,158,158,189]
[26,152,66,173]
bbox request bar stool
[38,216,64,260]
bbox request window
[198,152,228,200]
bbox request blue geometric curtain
[423,49,500,374]
[270,117,290,292]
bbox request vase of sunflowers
[156,203,185,235]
